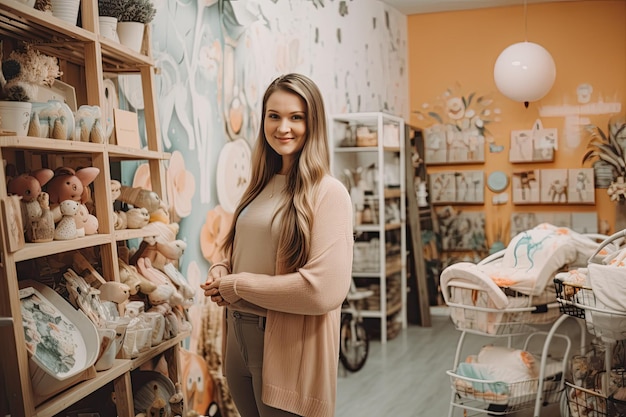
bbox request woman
[202,73,354,417]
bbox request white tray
[19,280,99,380]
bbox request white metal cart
[554,230,626,417]
[441,232,593,417]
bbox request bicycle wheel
[339,314,369,372]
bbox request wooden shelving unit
[0,1,182,416]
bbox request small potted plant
[582,118,626,195]
[97,0,127,41]
[0,44,62,136]
[116,0,157,53]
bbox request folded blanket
[442,224,596,299]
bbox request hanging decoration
[493,1,556,108]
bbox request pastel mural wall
[116,0,408,414]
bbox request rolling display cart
[554,230,626,417]
[439,225,609,416]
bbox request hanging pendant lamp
[493,1,556,108]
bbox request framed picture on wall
[429,172,456,203]
[509,119,557,163]
[540,169,568,203]
[453,170,484,203]
[436,206,486,251]
[430,171,484,204]
[424,125,447,164]
[424,124,485,164]
[567,168,595,204]
[512,170,540,204]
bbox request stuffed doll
[7,168,55,242]
[46,166,100,235]
[54,199,79,240]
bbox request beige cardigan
[214,175,353,417]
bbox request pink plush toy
[46,166,100,235]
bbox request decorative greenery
[0,44,62,102]
[582,119,626,179]
[97,0,126,18]
[117,0,156,24]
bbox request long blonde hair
[222,73,330,273]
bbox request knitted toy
[54,200,79,240]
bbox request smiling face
[263,89,307,174]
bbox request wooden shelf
[0,1,181,415]
[33,331,189,417]
[13,234,112,262]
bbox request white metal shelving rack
[329,112,407,343]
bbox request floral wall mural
[115,0,408,414]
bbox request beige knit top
[216,174,354,417]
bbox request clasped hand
[201,265,230,307]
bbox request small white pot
[50,0,81,25]
[0,101,32,136]
[99,16,119,42]
[117,21,145,53]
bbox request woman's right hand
[201,265,230,306]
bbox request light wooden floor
[336,313,584,417]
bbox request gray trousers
[225,309,301,417]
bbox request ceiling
[381,0,579,15]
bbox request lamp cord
[523,0,528,41]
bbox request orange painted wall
[407,0,626,246]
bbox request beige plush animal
[117,185,162,214]
[126,207,150,229]
[54,200,79,240]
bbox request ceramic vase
[50,0,81,25]
[117,21,145,53]
[0,101,32,136]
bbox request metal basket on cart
[446,285,560,336]
[555,230,626,341]
[448,367,563,415]
[566,368,626,417]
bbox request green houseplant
[97,0,126,18]
[116,0,156,52]
[118,0,156,24]
[97,0,127,40]
[582,117,626,200]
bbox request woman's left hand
[201,279,230,307]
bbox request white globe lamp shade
[493,41,556,106]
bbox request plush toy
[130,221,186,269]
[46,166,100,235]
[126,207,150,229]
[7,168,55,242]
[54,200,79,240]
[110,179,122,201]
[31,191,55,243]
[117,185,162,214]
[136,257,183,306]
[113,210,128,230]
[119,258,156,295]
